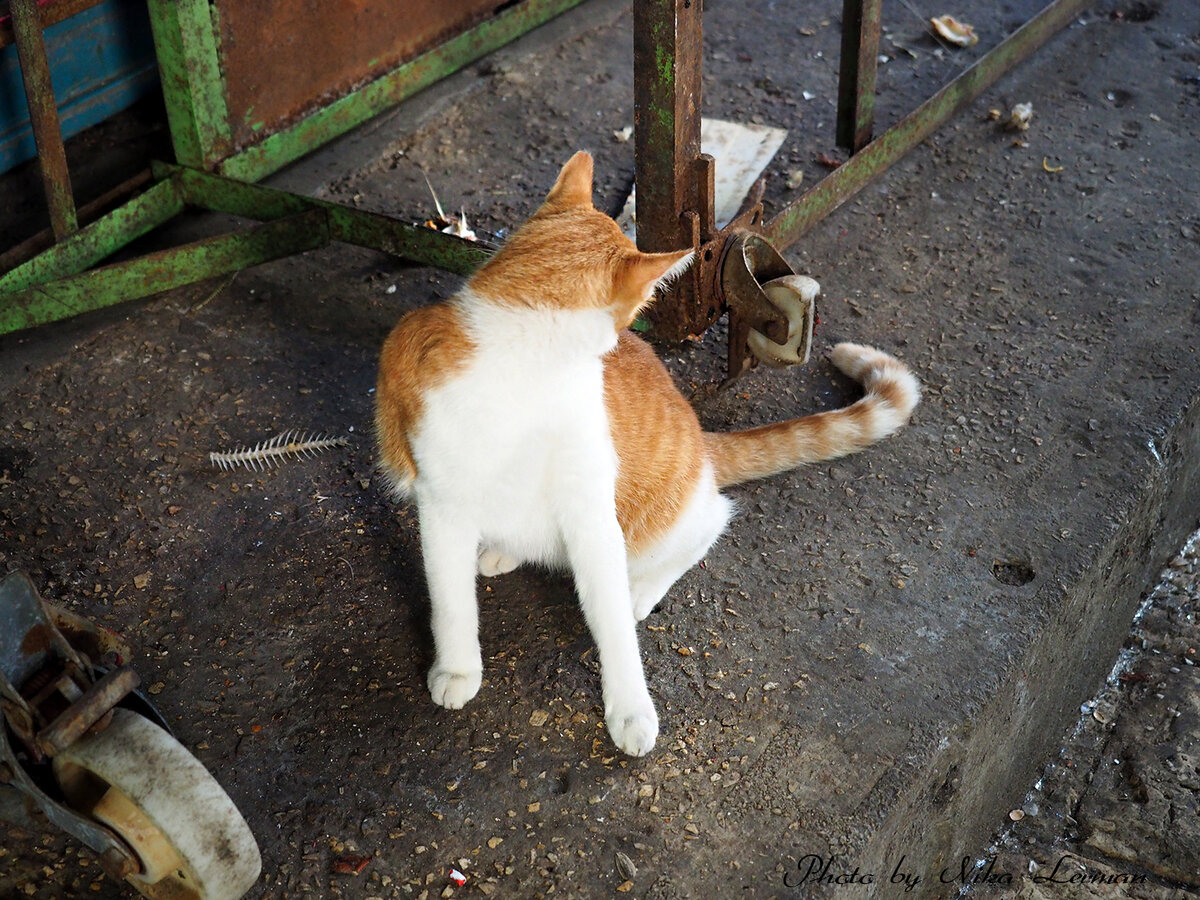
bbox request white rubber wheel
[53,708,261,900]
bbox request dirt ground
[2,0,1200,898]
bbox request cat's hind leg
[477,547,520,577]
[628,471,733,621]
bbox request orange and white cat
[375,151,919,756]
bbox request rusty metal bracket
[633,0,1092,380]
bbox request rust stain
[19,622,53,656]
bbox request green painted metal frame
[0,0,583,337]
[2,0,1091,342]
[146,0,588,181]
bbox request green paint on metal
[0,210,328,335]
[219,0,587,183]
[0,178,184,293]
[163,163,491,275]
[146,0,232,169]
[768,0,1089,251]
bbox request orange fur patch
[375,302,474,486]
[605,332,705,552]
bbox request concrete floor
[2,0,1199,898]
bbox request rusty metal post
[837,0,882,152]
[9,0,78,239]
[633,0,705,340]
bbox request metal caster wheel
[746,274,819,367]
[53,708,261,900]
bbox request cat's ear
[544,151,594,209]
[611,248,694,324]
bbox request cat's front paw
[428,666,482,709]
[605,696,659,757]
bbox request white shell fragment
[930,14,979,46]
[1007,102,1034,132]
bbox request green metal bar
[10,0,78,238]
[0,210,329,335]
[161,162,491,275]
[145,0,232,169]
[767,0,1090,250]
[0,178,184,292]
[218,0,588,183]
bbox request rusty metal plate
[215,0,505,148]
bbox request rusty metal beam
[9,0,78,239]
[0,209,328,334]
[633,0,708,341]
[0,170,155,276]
[160,162,490,275]
[633,0,703,254]
[0,0,108,51]
[836,0,882,152]
[768,0,1091,251]
[0,177,183,293]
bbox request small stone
[1009,809,1025,821]
[487,837,503,849]
[616,881,634,893]
[526,802,540,813]
[529,710,549,727]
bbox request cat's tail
[703,342,920,488]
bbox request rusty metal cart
[0,571,262,900]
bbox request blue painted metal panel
[0,0,158,174]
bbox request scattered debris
[1042,157,1064,173]
[1008,808,1025,821]
[448,868,468,886]
[331,854,371,875]
[613,125,633,143]
[1007,102,1034,132]
[930,14,979,47]
[421,171,478,241]
[786,169,805,190]
[529,709,549,727]
[209,430,349,472]
[815,152,843,169]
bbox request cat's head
[470,152,693,329]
